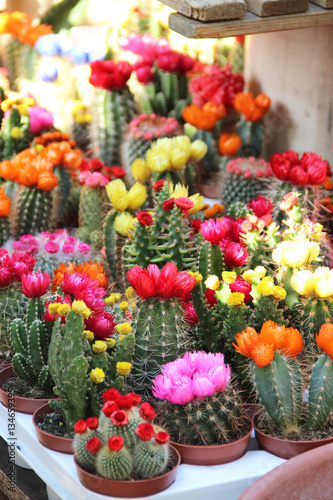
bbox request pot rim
[32,403,73,443]
[253,411,333,445]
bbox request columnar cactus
[12,186,54,237]
[0,187,11,246]
[48,303,135,433]
[153,351,248,445]
[73,390,171,480]
[126,263,196,397]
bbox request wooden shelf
[168,3,333,38]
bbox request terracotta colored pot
[171,420,253,466]
[0,363,11,372]
[254,413,333,460]
[0,365,55,415]
[74,446,181,497]
[33,403,73,454]
[238,442,333,500]
[198,183,221,200]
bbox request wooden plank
[245,0,309,16]
[168,3,333,38]
[310,0,333,7]
[158,0,247,21]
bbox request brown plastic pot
[0,365,56,415]
[0,363,11,372]
[74,446,181,497]
[254,412,333,460]
[33,403,73,454]
[238,442,333,500]
[171,419,253,465]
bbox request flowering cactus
[152,351,248,445]
[234,322,333,436]
[0,187,11,246]
[126,262,196,397]
[73,389,171,480]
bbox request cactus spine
[77,183,108,251]
[295,298,333,348]
[73,430,98,472]
[0,284,30,359]
[236,117,266,158]
[133,441,169,479]
[11,186,54,237]
[96,445,133,480]
[307,353,333,431]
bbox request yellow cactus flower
[11,127,22,139]
[84,113,92,123]
[188,193,206,215]
[90,368,105,384]
[313,267,333,298]
[189,139,208,162]
[17,104,29,116]
[105,338,116,348]
[22,97,35,107]
[222,271,237,284]
[227,292,245,307]
[131,158,151,182]
[173,136,191,156]
[48,303,61,315]
[146,149,170,173]
[116,362,132,376]
[114,212,136,238]
[291,270,316,296]
[92,341,107,353]
[72,300,88,314]
[115,323,132,335]
[119,301,129,311]
[271,286,287,301]
[118,336,125,342]
[242,270,256,283]
[106,179,128,211]
[170,148,188,170]
[205,275,220,290]
[127,182,147,210]
[170,183,188,198]
[188,271,202,284]
[82,307,93,319]
[256,277,275,296]
[105,293,122,307]
[272,240,320,268]
[254,266,266,279]
[57,303,71,317]
[83,330,94,341]
[126,287,136,300]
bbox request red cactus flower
[3,252,36,281]
[137,211,153,227]
[135,423,155,441]
[102,401,119,417]
[74,420,87,434]
[191,219,202,234]
[20,271,50,298]
[153,180,165,191]
[163,199,175,212]
[139,402,156,420]
[155,431,170,445]
[129,393,142,406]
[184,302,198,325]
[61,272,106,311]
[174,197,194,215]
[84,311,116,339]
[0,267,13,288]
[108,436,124,452]
[222,241,248,268]
[229,277,252,302]
[110,410,129,427]
[103,388,121,402]
[205,288,217,309]
[248,196,273,218]
[200,219,229,246]
[116,395,133,411]
[86,437,102,454]
[86,417,99,430]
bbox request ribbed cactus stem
[0,217,11,247]
[236,117,265,158]
[130,299,190,397]
[307,354,333,431]
[199,241,224,283]
[77,184,108,250]
[133,441,169,479]
[96,445,133,480]
[123,221,152,270]
[297,298,333,348]
[12,186,53,237]
[252,351,303,435]
[50,168,71,228]
[100,409,141,449]
[73,430,98,472]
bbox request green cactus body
[51,167,71,227]
[104,211,124,283]
[157,386,245,445]
[72,121,90,152]
[251,351,303,435]
[123,222,152,270]
[236,117,265,158]
[130,299,190,397]
[220,157,272,210]
[77,184,108,250]
[11,186,53,237]
[96,444,133,480]
[227,202,250,219]
[0,217,10,247]
[0,284,30,359]
[307,353,333,431]
[133,441,169,479]
[198,241,224,283]
[73,430,98,472]
[191,284,224,353]
[91,88,137,166]
[193,130,220,182]
[1,108,32,160]
[296,298,333,348]
[250,296,286,332]
[100,410,141,449]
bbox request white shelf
[0,402,285,500]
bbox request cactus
[236,117,266,158]
[73,430,99,472]
[48,308,135,433]
[193,130,220,181]
[77,184,108,251]
[96,444,133,480]
[0,285,30,359]
[198,241,224,283]
[10,296,52,390]
[0,216,10,246]
[120,114,182,178]
[40,0,82,32]
[294,297,333,348]
[50,167,72,228]
[90,88,137,166]
[133,440,169,479]
[228,39,245,74]
[100,407,142,449]
[11,186,54,238]
[0,107,32,161]
[130,299,190,397]
[307,353,333,431]
[220,157,273,210]
[157,386,245,446]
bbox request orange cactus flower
[234,92,271,122]
[280,327,304,357]
[204,208,215,218]
[76,262,108,289]
[202,101,226,121]
[0,187,11,217]
[234,92,254,113]
[233,327,260,357]
[0,160,17,181]
[218,133,241,157]
[52,262,77,291]
[316,323,333,359]
[260,321,286,350]
[182,104,217,131]
[254,94,271,113]
[251,342,275,368]
[16,165,38,187]
[37,172,59,191]
[323,178,333,191]
[320,197,332,206]
[62,150,82,170]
